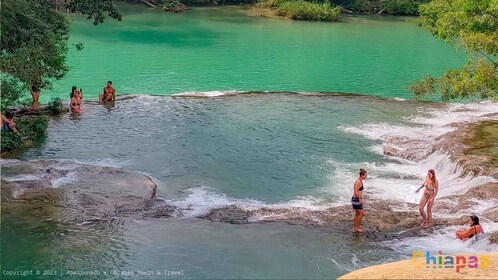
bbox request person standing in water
[416,169,439,228]
[352,168,368,233]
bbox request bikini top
[469,225,479,239]
[425,181,435,191]
[359,183,364,191]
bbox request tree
[0,0,121,110]
[411,0,498,101]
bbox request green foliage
[259,0,341,21]
[163,0,188,12]
[328,0,429,15]
[0,116,48,152]
[411,60,498,101]
[1,0,70,90]
[258,0,285,7]
[47,98,64,115]
[1,74,31,111]
[0,0,122,110]
[1,133,23,153]
[276,1,341,21]
[180,0,255,5]
[67,0,122,25]
[412,0,498,101]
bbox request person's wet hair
[5,112,13,119]
[32,85,38,92]
[470,215,479,226]
[359,168,367,176]
[107,81,112,85]
[428,169,436,183]
[71,86,77,98]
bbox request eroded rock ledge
[1,160,166,224]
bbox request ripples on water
[4,92,498,278]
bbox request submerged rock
[203,205,250,224]
[1,160,160,224]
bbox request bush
[163,0,188,12]
[1,116,48,153]
[276,0,341,21]
[257,0,287,8]
[0,74,30,111]
[47,97,64,116]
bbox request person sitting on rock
[99,81,115,103]
[1,111,20,135]
[456,215,484,241]
[70,91,83,114]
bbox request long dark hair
[470,215,479,226]
[71,86,77,98]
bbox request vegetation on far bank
[410,0,498,101]
[259,0,341,21]
[144,0,430,16]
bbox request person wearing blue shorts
[352,168,367,233]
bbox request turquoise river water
[3,5,498,280]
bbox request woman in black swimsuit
[456,215,484,240]
[416,169,439,228]
[352,168,368,233]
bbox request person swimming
[456,215,484,241]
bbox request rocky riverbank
[1,160,160,224]
[2,114,497,244]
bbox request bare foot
[420,221,427,226]
[421,223,430,229]
[354,228,366,233]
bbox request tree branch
[477,49,498,68]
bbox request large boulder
[1,160,158,224]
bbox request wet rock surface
[1,160,158,224]
[2,116,497,242]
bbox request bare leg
[99,94,103,104]
[353,211,359,231]
[427,198,434,228]
[35,93,40,109]
[31,93,36,110]
[419,194,428,226]
[353,210,365,232]
[357,210,365,232]
[10,122,19,135]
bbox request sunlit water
[42,5,465,102]
[3,93,497,279]
[4,5,496,280]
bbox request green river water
[4,5,491,280]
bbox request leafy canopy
[412,0,498,101]
[0,0,121,110]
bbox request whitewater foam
[172,90,243,98]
